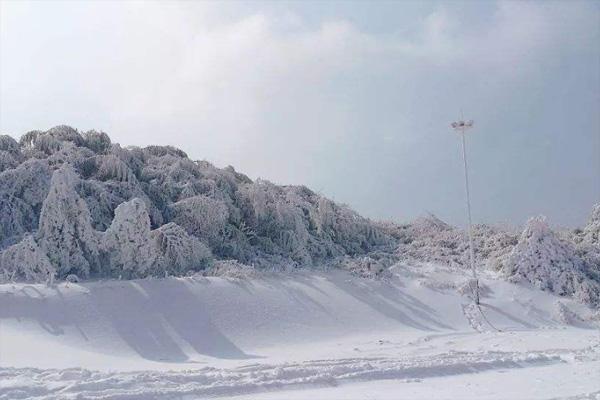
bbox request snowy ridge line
[0,350,567,400]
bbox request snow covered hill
[1,266,599,399]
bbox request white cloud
[1,0,598,225]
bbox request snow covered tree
[93,155,137,184]
[502,216,599,305]
[102,198,156,278]
[0,234,55,283]
[582,204,600,244]
[1,126,397,280]
[0,159,52,247]
[83,130,111,154]
[38,164,100,278]
[151,222,212,276]
[45,125,85,146]
[573,204,600,282]
[167,195,229,249]
[393,214,517,271]
[0,135,23,172]
[0,134,20,153]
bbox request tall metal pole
[461,129,478,305]
[451,116,479,305]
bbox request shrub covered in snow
[573,204,600,278]
[150,222,212,276]
[501,216,599,306]
[343,256,391,279]
[202,259,259,279]
[0,234,55,283]
[582,204,600,244]
[167,195,229,250]
[83,130,111,154]
[394,214,517,271]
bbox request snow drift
[1,267,599,399]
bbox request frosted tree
[102,198,156,278]
[0,135,23,172]
[45,125,85,146]
[574,204,600,279]
[502,216,598,305]
[95,155,137,184]
[236,180,312,263]
[167,195,229,248]
[582,204,600,244]
[38,164,100,278]
[0,159,52,247]
[0,125,407,280]
[392,213,518,271]
[20,130,61,156]
[311,197,337,237]
[0,234,55,283]
[0,134,20,153]
[151,222,212,276]
[83,130,111,154]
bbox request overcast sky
[1,0,598,228]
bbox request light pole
[451,116,479,305]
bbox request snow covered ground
[1,265,599,399]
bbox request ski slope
[1,265,599,399]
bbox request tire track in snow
[0,350,574,400]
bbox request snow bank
[1,268,595,372]
[1,267,598,399]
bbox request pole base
[469,278,480,305]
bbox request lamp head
[451,120,474,131]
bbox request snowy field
[1,265,599,399]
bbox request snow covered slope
[1,266,598,399]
